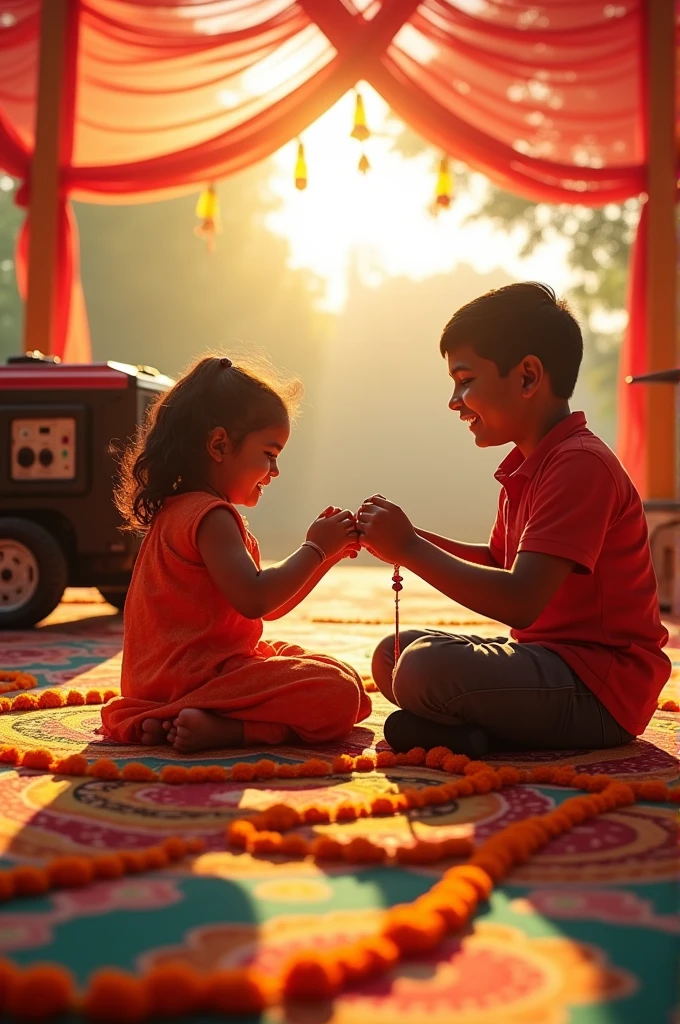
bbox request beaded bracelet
[301,540,326,562]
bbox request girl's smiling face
[206,420,290,506]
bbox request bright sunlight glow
[266,86,573,312]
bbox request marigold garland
[0,672,38,695]
[0,683,678,1019]
[0,752,676,1018]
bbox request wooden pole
[22,0,73,356]
[644,0,677,499]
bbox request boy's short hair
[439,282,583,399]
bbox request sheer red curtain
[0,0,663,486]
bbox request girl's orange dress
[101,492,371,745]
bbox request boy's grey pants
[372,629,635,750]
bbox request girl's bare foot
[141,719,172,746]
[172,709,244,754]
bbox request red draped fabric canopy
[0,0,676,489]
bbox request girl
[101,354,371,753]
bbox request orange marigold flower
[159,766,188,785]
[496,766,522,785]
[21,749,54,771]
[0,747,19,764]
[203,765,228,783]
[354,755,376,772]
[441,753,470,774]
[443,864,494,900]
[309,837,343,860]
[92,854,125,880]
[227,821,256,848]
[369,795,400,815]
[102,690,118,702]
[66,691,85,706]
[185,837,205,854]
[141,846,170,870]
[251,759,277,779]
[11,694,38,711]
[85,690,103,705]
[88,759,121,780]
[161,837,188,860]
[402,789,424,809]
[121,762,158,783]
[331,755,355,774]
[37,690,65,710]
[415,894,469,931]
[204,968,272,1014]
[395,747,426,766]
[333,944,374,985]
[354,936,401,974]
[424,746,452,769]
[463,760,491,776]
[11,866,50,896]
[183,767,208,783]
[82,969,149,1023]
[0,700,11,714]
[418,785,452,805]
[467,853,507,882]
[334,802,360,822]
[144,962,204,1016]
[551,768,578,787]
[297,758,332,777]
[633,781,669,802]
[248,831,284,855]
[230,762,256,781]
[439,837,474,859]
[263,804,301,832]
[53,754,89,776]
[659,699,680,712]
[453,779,475,796]
[274,763,297,778]
[302,805,331,825]
[342,838,386,864]
[48,856,95,888]
[5,963,75,1018]
[119,851,148,874]
[376,750,397,768]
[395,841,442,865]
[0,872,15,901]
[279,834,309,857]
[0,958,21,1004]
[382,907,446,954]
[528,766,557,784]
[281,955,343,1000]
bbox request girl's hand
[356,495,418,563]
[307,509,359,560]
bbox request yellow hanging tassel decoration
[194,184,221,251]
[294,141,307,191]
[351,92,370,142]
[358,149,370,174]
[435,155,453,208]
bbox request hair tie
[220,357,232,368]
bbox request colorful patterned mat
[0,576,678,1022]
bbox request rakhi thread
[392,564,403,673]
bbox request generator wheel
[0,518,69,629]
[97,587,127,611]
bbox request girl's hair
[114,352,303,532]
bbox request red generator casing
[0,357,173,628]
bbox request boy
[357,282,670,755]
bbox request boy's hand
[356,495,418,563]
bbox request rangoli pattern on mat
[0,581,677,1022]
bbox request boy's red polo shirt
[489,411,670,736]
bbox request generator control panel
[11,417,77,481]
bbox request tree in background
[392,125,635,425]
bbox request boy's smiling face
[447,344,530,448]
